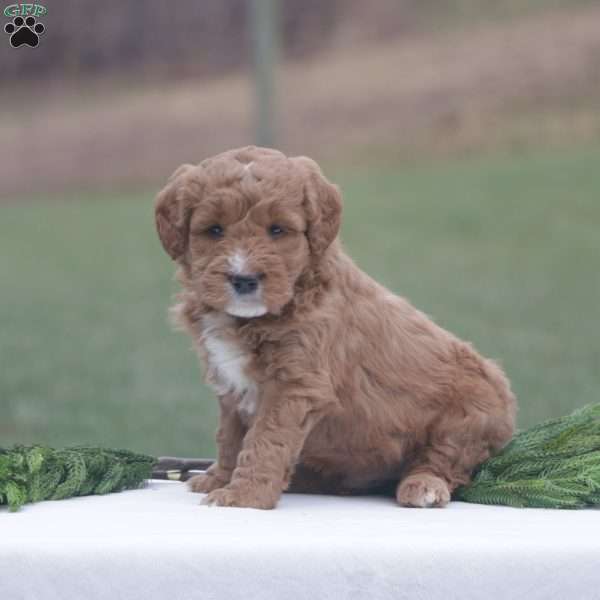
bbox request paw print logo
[4,15,45,48]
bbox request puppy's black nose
[229,274,259,295]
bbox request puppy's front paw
[201,482,278,510]
[188,469,230,494]
[396,474,450,508]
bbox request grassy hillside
[1,143,599,456]
[2,4,599,198]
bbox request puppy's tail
[482,358,518,451]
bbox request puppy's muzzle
[228,274,260,295]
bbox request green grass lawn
[1,143,599,457]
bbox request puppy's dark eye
[269,224,285,238]
[206,225,224,238]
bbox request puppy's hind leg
[396,404,513,508]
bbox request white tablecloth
[2,480,599,600]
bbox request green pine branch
[455,403,600,508]
[3,403,600,511]
[0,446,156,511]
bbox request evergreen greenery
[0,446,156,511]
[455,403,600,508]
[2,404,600,511]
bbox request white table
[2,480,599,600]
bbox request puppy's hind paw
[396,474,450,508]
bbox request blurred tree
[250,0,280,147]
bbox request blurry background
[1,0,599,457]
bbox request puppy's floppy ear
[293,156,342,257]
[154,164,198,260]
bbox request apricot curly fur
[155,146,516,509]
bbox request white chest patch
[200,314,258,419]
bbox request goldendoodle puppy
[155,146,516,509]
